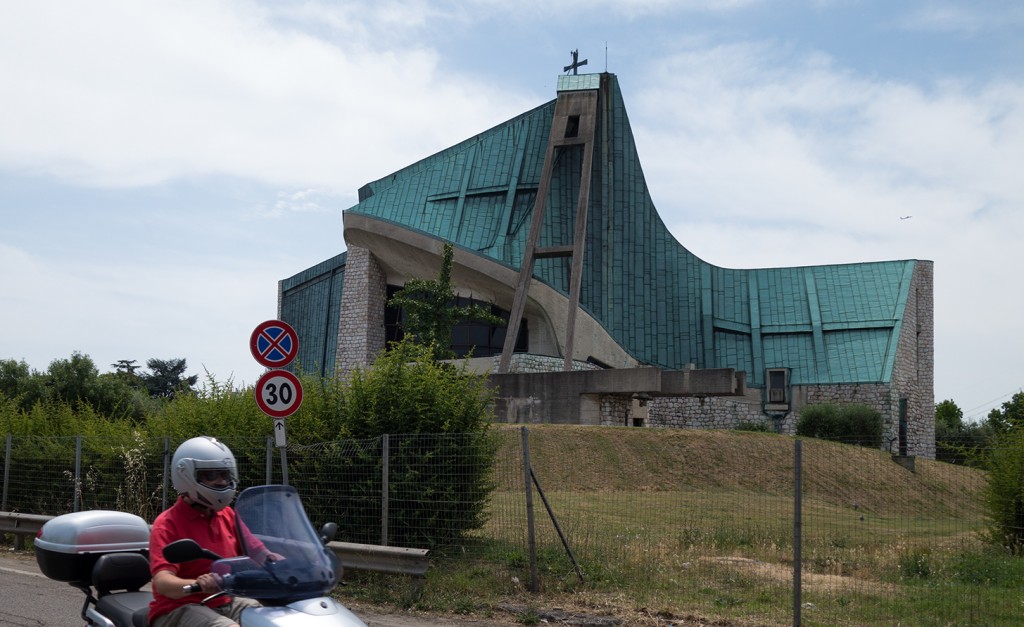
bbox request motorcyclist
[148,436,263,627]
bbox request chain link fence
[1,428,1017,625]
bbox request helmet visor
[197,468,234,486]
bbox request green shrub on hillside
[334,338,498,548]
[984,427,1024,554]
[796,403,883,448]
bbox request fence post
[161,437,170,511]
[521,426,538,592]
[793,438,802,627]
[265,436,273,484]
[381,434,389,546]
[2,434,11,511]
[73,435,82,512]
[279,445,289,486]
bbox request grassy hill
[401,424,1008,626]
[499,424,986,516]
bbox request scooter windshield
[208,485,340,602]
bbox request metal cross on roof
[563,49,588,75]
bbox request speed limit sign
[254,370,304,418]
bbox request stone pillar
[910,261,935,458]
[335,246,387,377]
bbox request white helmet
[171,436,238,512]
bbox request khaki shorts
[152,597,262,627]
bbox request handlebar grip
[183,583,202,594]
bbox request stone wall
[492,354,602,374]
[335,246,387,377]
[595,380,934,458]
[888,261,935,458]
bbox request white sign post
[273,418,286,448]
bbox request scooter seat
[95,591,152,627]
[92,553,153,627]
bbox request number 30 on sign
[254,370,304,418]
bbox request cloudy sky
[2,0,1021,422]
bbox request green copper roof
[279,252,346,376]
[333,73,915,387]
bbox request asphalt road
[0,551,520,627]
[0,551,85,626]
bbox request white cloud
[632,43,1024,244]
[624,38,1024,417]
[452,0,760,18]
[898,3,1024,35]
[0,1,532,191]
[0,240,277,386]
[2,0,1021,418]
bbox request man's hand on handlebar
[184,572,223,595]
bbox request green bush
[795,403,882,448]
[984,427,1024,554]
[328,339,498,548]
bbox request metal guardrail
[328,540,430,578]
[0,511,49,550]
[0,511,430,579]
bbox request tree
[111,359,144,391]
[112,359,141,375]
[982,392,1024,552]
[41,353,146,420]
[388,242,504,361]
[936,399,965,463]
[935,399,995,466]
[331,338,498,547]
[987,392,1024,434]
[141,358,198,399]
[46,352,102,408]
[984,426,1024,554]
[0,358,47,411]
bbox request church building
[278,71,935,458]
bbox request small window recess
[766,368,790,409]
[564,115,580,138]
[630,393,650,427]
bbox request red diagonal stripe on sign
[258,328,289,361]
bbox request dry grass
[494,424,987,515]
[443,425,1002,625]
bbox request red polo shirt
[149,496,240,623]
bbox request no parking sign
[250,320,299,369]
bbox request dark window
[767,368,788,404]
[384,286,527,357]
[384,285,406,345]
[564,115,580,138]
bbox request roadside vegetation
[3,358,1024,624]
[4,242,1024,625]
[335,424,1020,626]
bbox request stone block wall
[335,246,387,377]
[492,354,602,374]
[596,380,934,458]
[889,261,935,458]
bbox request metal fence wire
[1,428,1017,625]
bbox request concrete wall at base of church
[597,382,934,459]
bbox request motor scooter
[35,484,368,627]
